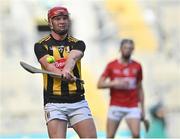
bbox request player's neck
[120,57,131,64]
[51,31,67,41]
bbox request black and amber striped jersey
[34,34,85,105]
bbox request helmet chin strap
[52,29,68,35]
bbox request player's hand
[141,109,145,120]
[111,78,129,89]
[61,69,75,82]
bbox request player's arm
[62,50,84,80]
[97,76,114,89]
[34,43,62,75]
[98,77,129,89]
[138,81,145,120]
[97,63,114,89]
[61,40,85,80]
[97,63,128,89]
[39,55,62,74]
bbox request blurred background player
[34,6,97,138]
[97,39,145,138]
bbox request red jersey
[101,59,143,107]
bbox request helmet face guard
[48,7,69,21]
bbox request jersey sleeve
[34,43,48,61]
[101,63,111,78]
[137,64,143,82]
[72,40,86,52]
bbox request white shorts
[108,105,141,121]
[44,100,93,127]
